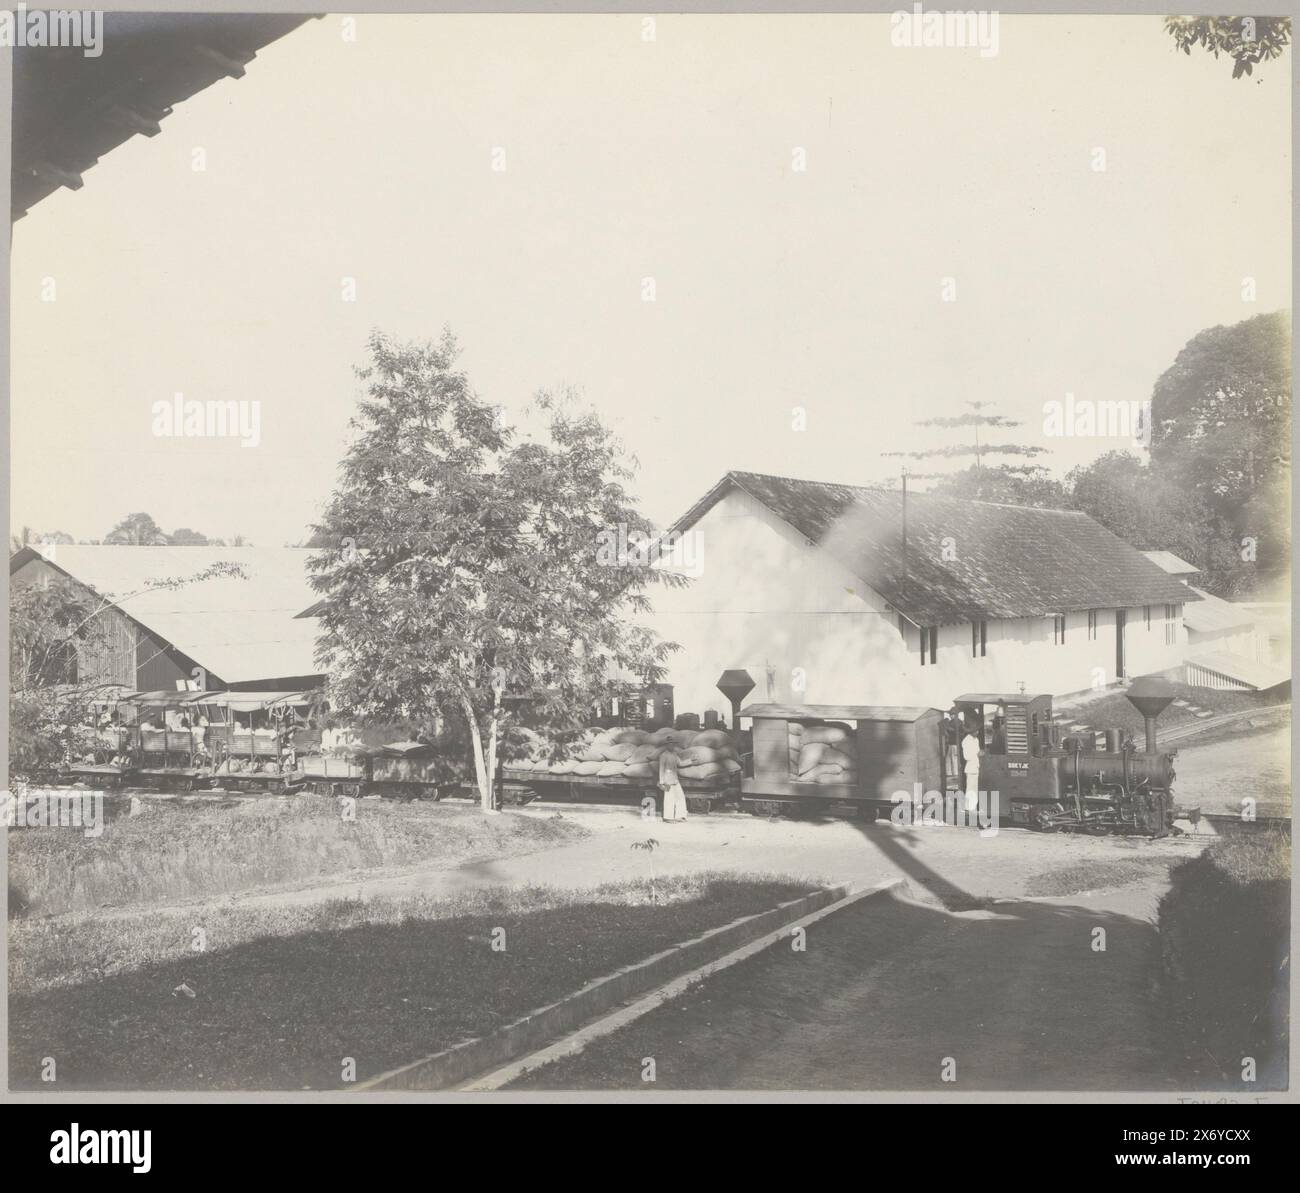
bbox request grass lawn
[1157,828,1290,1088]
[1024,855,1181,898]
[9,793,587,917]
[9,873,816,1090]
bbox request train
[741,677,1183,835]
[38,676,1186,834]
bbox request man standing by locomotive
[961,715,982,817]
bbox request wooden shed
[741,702,944,813]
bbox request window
[1053,614,1066,645]
[920,626,937,666]
[1144,605,1151,630]
[1165,603,1179,646]
[971,620,987,658]
[1087,610,1097,640]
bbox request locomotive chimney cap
[716,669,756,701]
[1125,675,1177,719]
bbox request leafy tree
[9,528,73,553]
[105,512,168,545]
[9,583,111,773]
[308,330,683,812]
[1064,451,1241,583]
[1148,311,1290,590]
[168,527,210,545]
[928,462,1066,508]
[1164,16,1291,79]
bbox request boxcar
[741,702,944,816]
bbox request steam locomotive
[953,677,1179,835]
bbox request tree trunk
[460,692,499,814]
[485,683,502,815]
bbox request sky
[9,13,1292,547]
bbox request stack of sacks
[521,725,742,782]
[790,721,858,786]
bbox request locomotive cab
[952,692,1062,824]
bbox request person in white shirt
[961,717,982,815]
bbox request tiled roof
[672,471,1200,626]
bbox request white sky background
[9,13,1292,547]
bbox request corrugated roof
[1185,651,1290,691]
[1183,586,1258,634]
[1142,550,1200,576]
[673,471,1200,625]
[12,546,322,683]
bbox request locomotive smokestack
[1125,676,1176,753]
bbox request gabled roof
[10,545,322,683]
[672,471,1199,626]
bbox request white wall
[643,491,1188,719]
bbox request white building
[649,471,1197,720]
[1142,551,1289,692]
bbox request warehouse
[648,471,1199,720]
[9,545,323,692]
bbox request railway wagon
[741,703,944,817]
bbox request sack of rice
[649,726,678,743]
[596,761,627,777]
[667,730,698,750]
[677,745,725,767]
[611,728,652,745]
[798,742,855,774]
[814,769,857,785]
[627,744,663,764]
[679,761,727,779]
[622,761,656,779]
[800,762,856,783]
[722,757,742,774]
[548,759,577,775]
[573,760,604,776]
[602,743,638,762]
[691,729,732,750]
[802,722,853,746]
